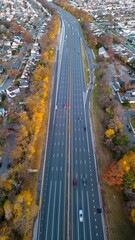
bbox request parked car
[7,163,11,168]
[127,124,132,132]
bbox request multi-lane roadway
[37,4,105,240]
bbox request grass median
[81,41,90,87]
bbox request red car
[64,103,67,109]
[73,179,77,187]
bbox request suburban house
[0,64,4,74]
[112,82,121,92]
[19,79,29,88]
[0,108,6,117]
[99,46,109,58]
[6,86,20,98]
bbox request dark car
[83,126,86,131]
[97,208,102,213]
[82,178,87,187]
[73,179,77,187]
[78,116,82,121]
[127,125,132,132]
[7,163,11,168]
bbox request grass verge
[81,41,90,86]
[91,72,135,240]
[0,74,6,86]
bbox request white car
[79,209,83,222]
[55,105,57,110]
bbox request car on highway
[64,103,67,109]
[83,126,86,131]
[78,116,82,121]
[73,179,77,187]
[55,105,57,110]
[97,208,102,213]
[79,209,83,222]
[82,177,87,187]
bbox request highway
[37,4,105,240]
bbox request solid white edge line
[51,181,57,240]
[77,190,79,240]
[87,191,92,240]
[81,190,86,240]
[57,181,62,240]
[45,180,52,240]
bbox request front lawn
[131,117,135,129]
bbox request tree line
[0,12,60,240]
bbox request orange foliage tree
[102,162,125,187]
[7,69,20,78]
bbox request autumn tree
[114,134,129,146]
[0,128,7,152]
[118,151,135,189]
[99,35,113,49]
[11,24,22,33]
[103,162,124,187]
[7,69,20,78]
[105,128,115,138]
[12,190,37,237]
[0,237,10,240]
[108,116,123,133]
[4,200,13,221]
[0,5,60,239]
[130,209,135,223]
[22,30,32,43]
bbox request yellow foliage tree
[12,190,38,237]
[130,209,135,223]
[4,200,13,221]
[119,151,135,174]
[27,142,35,159]
[13,190,33,225]
[105,128,115,138]
[10,145,24,161]
[19,111,30,126]
[0,225,12,240]
[0,9,60,239]
[18,125,29,143]
[0,237,9,240]
[4,180,12,191]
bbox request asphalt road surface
[37,4,105,240]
